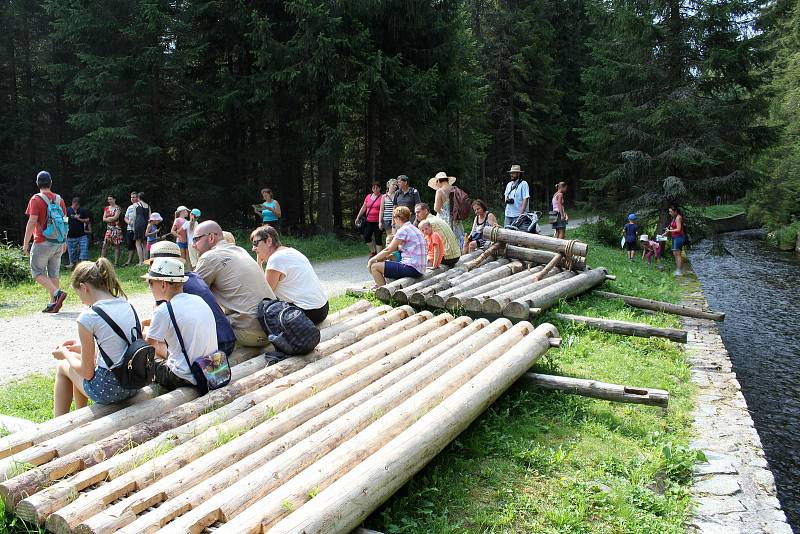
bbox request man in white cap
[144,257,218,391]
[503,164,530,227]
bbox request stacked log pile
[0,302,560,534]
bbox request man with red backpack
[22,170,69,313]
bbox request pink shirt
[552,192,564,213]
[363,194,382,223]
[394,222,427,274]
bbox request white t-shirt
[147,292,218,385]
[504,179,530,217]
[125,205,136,231]
[266,248,327,310]
[77,298,138,369]
[182,220,194,244]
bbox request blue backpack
[37,193,68,244]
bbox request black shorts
[301,301,329,325]
[624,240,638,251]
[362,221,383,246]
[126,230,136,250]
[442,257,459,267]
[153,359,195,391]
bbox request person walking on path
[171,206,190,263]
[414,203,461,267]
[251,225,330,324]
[392,175,422,223]
[146,241,237,356]
[22,171,69,313]
[184,208,201,269]
[464,199,498,253]
[123,192,138,266]
[503,164,530,227]
[551,182,569,239]
[253,188,282,227]
[664,205,687,276]
[144,257,218,391]
[379,178,397,243]
[622,213,641,262]
[133,192,151,265]
[193,220,276,347]
[51,258,140,416]
[100,195,122,265]
[368,206,427,287]
[66,197,91,268]
[354,181,384,257]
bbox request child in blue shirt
[622,213,640,262]
[145,213,163,258]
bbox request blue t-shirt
[184,272,237,345]
[623,222,640,242]
[261,200,278,222]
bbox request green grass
[363,226,696,533]
[693,203,745,220]
[230,230,368,263]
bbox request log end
[463,298,484,313]
[45,512,74,534]
[14,498,46,527]
[427,296,445,309]
[374,287,391,302]
[393,291,409,305]
[481,299,503,316]
[408,293,426,307]
[503,301,530,320]
[444,297,462,311]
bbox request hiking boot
[51,290,68,312]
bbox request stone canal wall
[682,278,792,534]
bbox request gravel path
[0,255,372,385]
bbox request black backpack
[256,299,320,356]
[92,304,155,389]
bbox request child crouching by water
[640,234,664,269]
[51,258,141,416]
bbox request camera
[505,198,515,205]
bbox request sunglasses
[252,238,264,247]
[192,233,212,243]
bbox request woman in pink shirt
[354,181,384,257]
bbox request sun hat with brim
[640,234,649,242]
[191,208,201,217]
[427,172,456,190]
[507,164,524,174]
[142,257,188,283]
[628,213,637,221]
[149,212,163,222]
[145,241,182,264]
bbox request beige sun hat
[507,164,524,174]
[427,171,456,190]
[144,241,182,265]
[142,257,188,283]
[640,234,649,242]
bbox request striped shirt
[394,222,427,274]
[382,195,394,223]
[425,214,461,260]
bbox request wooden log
[481,271,576,315]
[460,267,547,312]
[0,307,416,511]
[374,251,482,301]
[84,318,489,534]
[504,268,608,319]
[504,244,586,271]
[0,300,374,464]
[532,253,562,282]
[428,261,523,309]
[447,266,543,305]
[520,373,669,409]
[554,313,688,343]
[465,242,504,271]
[246,324,560,534]
[392,251,482,304]
[407,259,506,306]
[42,312,448,533]
[146,319,518,534]
[481,226,588,257]
[594,291,725,321]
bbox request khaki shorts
[30,241,63,278]
[233,327,269,348]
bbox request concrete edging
[681,277,792,534]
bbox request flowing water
[689,230,800,528]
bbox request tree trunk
[553,313,687,343]
[504,268,607,319]
[481,227,588,257]
[520,373,669,409]
[481,271,576,315]
[593,291,725,321]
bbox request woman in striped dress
[379,178,398,244]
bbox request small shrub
[0,242,28,286]
[578,219,623,248]
[773,222,800,251]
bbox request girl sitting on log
[368,206,427,287]
[51,258,141,416]
[463,199,498,253]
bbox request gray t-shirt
[77,298,138,369]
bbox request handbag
[91,304,155,390]
[356,195,380,231]
[548,210,560,224]
[166,301,231,395]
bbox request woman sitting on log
[463,199,498,253]
[51,258,141,416]
[368,206,427,287]
[251,224,329,324]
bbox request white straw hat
[427,172,456,189]
[142,257,188,283]
[145,241,182,265]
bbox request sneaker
[42,302,57,313]
[51,290,68,312]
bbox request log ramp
[1,301,560,534]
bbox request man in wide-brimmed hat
[144,257,218,391]
[503,164,530,227]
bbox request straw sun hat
[427,171,456,190]
[142,257,188,283]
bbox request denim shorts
[384,260,422,279]
[672,236,687,251]
[83,367,139,405]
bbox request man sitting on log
[414,203,461,267]
[192,220,276,347]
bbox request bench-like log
[481,227,588,257]
[594,290,725,321]
[504,244,586,271]
[428,261,523,308]
[504,268,607,319]
[554,313,688,343]
[265,323,559,534]
[407,259,507,306]
[374,251,481,301]
[481,271,576,315]
[520,373,669,409]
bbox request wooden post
[427,261,523,309]
[594,291,725,321]
[532,253,562,282]
[465,242,504,271]
[504,268,608,319]
[554,313,687,343]
[481,271,576,315]
[0,307,417,511]
[263,324,559,534]
[520,373,669,409]
[504,245,586,271]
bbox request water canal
[690,230,800,529]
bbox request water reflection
[690,230,800,529]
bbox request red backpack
[449,186,472,221]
